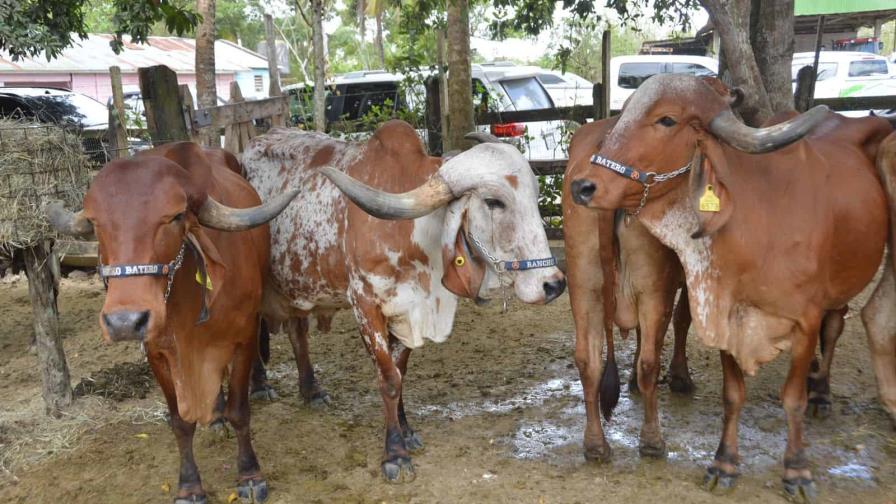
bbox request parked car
[535,69,594,108]
[0,87,111,162]
[285,66,567,160]
[609,55,719,111]
[791,51,896,116]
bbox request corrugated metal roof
[0,34,269,74]
[795,0,895,16]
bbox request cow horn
[465,132,502,144]
[319,166,454,220]
[708,105,830,153]
[197,190,300,231]
[46,200,94,237]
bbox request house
[0,34,271,103]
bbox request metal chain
[652,162,693,183]
[626,161,692,218]
[163,242,187,301]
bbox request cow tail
[598,209,622,421]
[258,317,271,365]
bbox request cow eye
[170,212,184,223]
[657,116,677,127]
[484,198,506,210]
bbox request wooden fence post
[138,65,190,145]
[107,66,129,159]
[592,82,603,121]
[24,240,71,417]
[425,75,443,156]
[179,84,199,143]
[224,82,257,155]
[793,66,815,112]
[600,30,611,119]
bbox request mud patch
[73,361,154,401]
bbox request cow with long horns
[243,120,565,482]
[48,142,299,503]
[567,74,896,501]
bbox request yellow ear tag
[699,184,721,213]
[195,270,213,290]
[454,256,466,267]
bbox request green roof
[796,0,895,16]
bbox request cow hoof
[782,478,817,503]
[628,376,640,395]
[404,430,425,453]
[381,456,415,483]
[237,477,269,503]
[638,439,667,459]
[668,374,695,395]
[806,398,831,419]
[702,466,738,494]
[303,389,332,409]
[174,494,208,504]
[583,443,612,463]
[250,384,280,402]
[210,418,231,439]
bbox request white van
[791,51,896,99]
[609,55,719,111]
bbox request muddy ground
[1,274,895,503]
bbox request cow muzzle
[102,309,150,342]
[543,277,566,303]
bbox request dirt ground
[1,274,895,504]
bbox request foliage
[0,0,198,60]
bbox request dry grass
[0,119,93,253]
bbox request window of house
[254,75,263,92]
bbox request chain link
[163,242,187,301]
[626,160,692,217]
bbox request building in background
[0,34,271,103]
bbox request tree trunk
[375,11,385,68]
[751,0,795,114]
[357,0,367,69]
[24,241,71,417]
[264,14,281,94]
[196,0,217,146]
[311,0,327,132]
[445,0,474,151]
[700,0,771,126]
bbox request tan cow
[567,73,896,502]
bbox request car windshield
[500,77,553,110]
[668,62,716,77]
[22,93,108,127]
[791,62,838,82]
[618,62,663,89]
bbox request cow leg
[393,342,423,452]
[667,290,695,395]
[806,307,846,418]
[628,328,641,394]
[286,317,330,407]
[147,356,207,504]
[637,301,670,458]
[250,318,279,401]
[781,325,820,503]
[703,351,744,495]
[209,390,230,437]
[355,303,415,482]
[227,338,268,503]
[861,262,896,429]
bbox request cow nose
[102,310,150,341]
[571,179,596,205]
[542,278,566,303]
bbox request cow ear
[186,225,227,310]
[690,138,734,239]
[441,199,486,298]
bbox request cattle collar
[98,238,211,325]
[590,154,692,216]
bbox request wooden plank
[475,105,594,125]
[815,96,896,111]
[179,84,198,143]
[138,65,190,145]
[528,159,567,176]
[592,82,603,120]
[193,96,289,131]
[601,30,611,120]
[793,65,815,112]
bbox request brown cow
[48,142,298,503]
[567,73,896,501]
[243,121,565,482]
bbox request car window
[0,96,33,119]
[340,82,403,121]
[668,63,716,77]
[791,62,838,82]
[500,77,553,110]
[618,63,663,89]
[848,60,888,77]
[538,74,566,85]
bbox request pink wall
[0,72,236,103]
